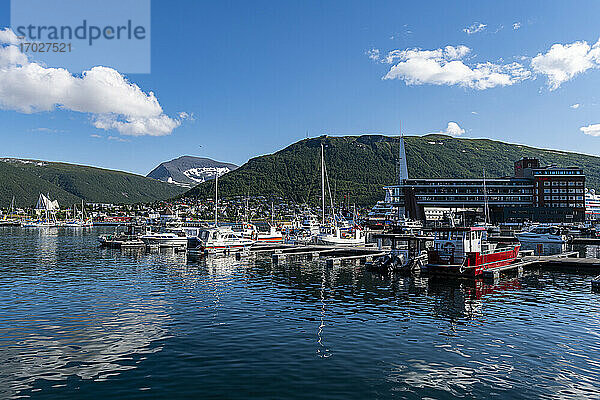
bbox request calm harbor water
[1,227,600,399]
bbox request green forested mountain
[0,158,187,207]
[184,134,600,206]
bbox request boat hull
[427,245,521,277]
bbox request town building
[384,155,585,223]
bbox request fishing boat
[426,226,521,277]
[515,225,567,244]
[316,224,365,246]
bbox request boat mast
[321,142,325,224]
[214,172,219,227]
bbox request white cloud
[108,135,130,142]
[581,123,600,136]
[431,122,465,136]
[571,103,580,109]
[463,23,487,35]
[0,29,183,136]
[471,111,479,115]
[367,48,380,61]
[0,28,20,44]
[90,134,102,138]
[445,122,465,136]
[513,22,521,30]
[381,45,531,89]
[531,39,600,90]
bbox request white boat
[188,226,255,254]
[256,225,284,243]
[301,214,321,235]
[515,226,567,244]
[140,228,188,249]
[188,173,255,255]
[316,224,365,246]
[314,143,366,246]
[21,220,58,228]
[63,200,93,228]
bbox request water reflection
[1,228,599,399]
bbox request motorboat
[98,225,145,248]
[255,225,284,243]
[369,233,432,273]
[515,226,567,244]
[316,225,365,246]
[188,226,255,255]
[140,228,188,249]
[426,226,521,277]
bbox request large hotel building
[385,157,586,223]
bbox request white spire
[398,122,408,183]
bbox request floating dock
[481,251,600,280]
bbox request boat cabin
[429,227,488,265]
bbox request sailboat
[188,171,255,255]
[316,143,365,246]
[63,200,93,228]
[21,193,59,228]
[0,196,20,226]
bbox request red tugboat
[426,227,520,277]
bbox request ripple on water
[0,227,599,399]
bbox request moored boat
[188,226,255,255]
[140,228,188,249]
[515,225,567,244]
[425,226,520,277]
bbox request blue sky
[1,0,600,175]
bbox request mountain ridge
[147,155,238,187]
[183,134,600,206]
[0,157,187,207]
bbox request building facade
[384,158,585,223]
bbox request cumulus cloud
[0,28,183,136]
[531,39,600,90]
[580,124,600,136]
[381,45,531,89]
[571,103,580,109]
[513,22,521,30]
[463,23,487,35]
[0,28,20,44]
[444,122,465,136]
[431,122,465,136]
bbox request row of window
[533,170,583,175]
[542,188,585,194]
[543,195,584,201]
[541,181,584,186]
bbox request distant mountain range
[183,134,600,206]
[0,158,187,207]
[147,156,238,187]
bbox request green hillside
[0,158,187,207]
[184,134,600,206]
